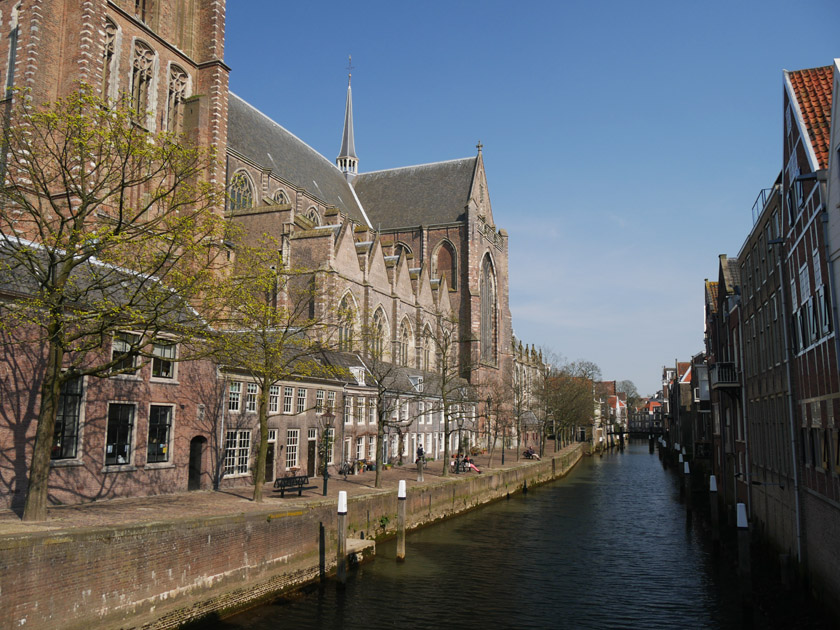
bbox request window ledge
[102,464,137,473]
[50,459,83,468]
[149,378,179,385]
[144,462,175,470]
[110,374,143,381]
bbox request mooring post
[337,491,347,586]
[416,457,424,482]
[678,453,685,499]
[396,480,406,562]
[684,461,692,518]
[737,502,752,621]
[649,434,655,454]
[709,475,720,555]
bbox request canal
[201,441,831,629]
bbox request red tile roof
[787,66,833,169]
[706,281,719,314]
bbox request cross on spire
[476,140,483,154]
[346,55,354,85]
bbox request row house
[698,62,840,612]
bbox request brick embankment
[0,442,584,630]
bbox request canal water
[201,441,830,629]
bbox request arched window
[166,64,189,134]
[398,319,412,367]
[101,19,118,99]
[273,189,287,204]
[480,255,497,364]
[422,325,433,371]
[338,295,356,351]
[130,40,155,123]
[434,241,457,290]
[394,242,412,259]
[306,207,321,226]
[371,308,387,359]
[229,170,254,211]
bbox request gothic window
[306,207,321,226]
[394,242,412,259]
[273,189,287,204]
[165,64,189,134]
[371,308,386,359]
[130,40,155,124]
[480,254,497,364]
[434,241,457,290]
[338,294,356,351]
[134,0,147,22]
[398,319,412,367]
[229,170,254,211]
[422,325,433,371]
[101,19,118,99]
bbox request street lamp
[320,410,335,496]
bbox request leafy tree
[542,356,601,447]
[213,231,331,502]
[0,88,226,521]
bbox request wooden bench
[273,474,309,497]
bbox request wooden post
[397,480,407,562]
[337,491,347,586]
[678,453,685,500]
[684,461,692,517]
[737,502,752,622]
[649,435,655,454]
[416,458,424,482]
[709,475,720,555]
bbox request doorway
[265,443,275,482]
[188,436,206,490]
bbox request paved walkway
[0,442,579,536]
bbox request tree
[617,379,641,408]
[213,231,331,502]
[542,356,601,447]
[0,88,226,521]
[424,312,471,477]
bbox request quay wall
[0,444,584,630]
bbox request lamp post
[320,411,335,496]
[486,396,492,452]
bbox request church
[0,0,529,508]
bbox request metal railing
[709,362,740,389]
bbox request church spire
[337,55,358,181]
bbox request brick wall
[0,444,584,629]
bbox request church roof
[353,157,477,229]
[227,94,370,225]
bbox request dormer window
[350,366,365,386]
[409,375,424,393]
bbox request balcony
[709,362,740,390]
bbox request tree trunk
[441,414,450,477]
[374,404,385,488]
[252,384,270,503]
[23,339,64,522]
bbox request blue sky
[226,1,839,396]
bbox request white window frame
[297,388,307,414]
[268,385,280,414]
[224,429,251,476]
[228,381,242,413]
[286,429,300,470]
[246,383,258,413]
[283,386,294,414]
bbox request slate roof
[353,157,477,229]
[787,66,833,169]
[226,94,370,226]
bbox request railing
[751,184,780,225]
[709,362,740,389]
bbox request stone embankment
[0,443,584,629]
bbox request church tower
[336,60,358,181]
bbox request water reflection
[201,442,825,629]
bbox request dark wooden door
[307,440,317,477]
[188,436,205,490]
[265,443,275,482]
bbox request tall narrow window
[480,255,497,364]
[286,429,299,469]
[268,385,280,414]
[147,405,172,463]
[371,309,386,359]
[134,0,147,22]
[246,383,258,413]
[52,376,83,460]
[283,386,294,414]
[398,320,411,366]
[105,403,134,466]
[297,388,307,414]
[101,19,117,99]
[338,295,355,351]
[112,332,140,374]
[130,41,155,124]
[166,65,188,134]
[434,241,457,290]
[228,381,241,412]
[229,170,254,211]
[151,341,176,378]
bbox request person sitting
[463,454,481,473]
[524,446,541,460]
